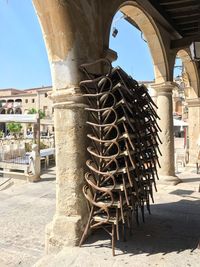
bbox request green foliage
[40,141,47,150]
[0,130,4,138]
[27,108,45,119]
[25,142,32,152]
[7,122,22,135]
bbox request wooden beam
[165,2,199,11]
[171,35,200,49]
[160,0,194,4]
[181,25,200,31]
[148,0,183,35]
[174,17,200,25]
[172,10,200,18]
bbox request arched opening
[0,99,6,108]
[0,2,55,263]
[173,50,200,164]
[14,99,22,107]
[0,109,6,114]
[175,50,199,99]
[108,2,176,179]
[172,56,187,120]
[15,107,22,114]
[7,108,14,114]
[7,99,14,109]
[109,3,168,84]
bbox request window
[25,99,28,103]
[32,99,35,103]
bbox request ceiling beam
[160,0,194,4]
[148,0,183,35]
[171,35,200,49]
[174,17,200,25]
[164,3,199,11]
[172,10,200,18]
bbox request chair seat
[93,213,122,224]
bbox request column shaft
[152,82,177,179]
[45,92,88,253]
[187,98,200,164]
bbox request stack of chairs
[79,59,161,255]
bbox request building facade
[0,86,54,133]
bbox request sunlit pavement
[0,168,56,267]
[0,166,200,267]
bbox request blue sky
[110,13,154,82]
[0,0,51,89]
[0,2,180,89]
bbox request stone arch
[33,0,104,91]
[176,49,200,98]
[108,1,168,83]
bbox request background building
[0,86,54,133]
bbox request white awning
[0,114,39,123]
[173,118,188,127]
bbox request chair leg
[116,209,120,241]
[79,208,94,246]
[112,223,115,256]
[127,209,132,236]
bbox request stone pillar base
[27,174,41,183]
[45,215,85,254]
[158,175,182,186]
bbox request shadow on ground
[82,198,200,256]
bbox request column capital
[151,81,177,95]
[49,87,87,109]
[187,98,200,107]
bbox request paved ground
[35,167,200,267]
[0,166,200,267]
[0,168,56,267]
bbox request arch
[7,108,14,114]
[176,49,200,98]
[15,99,22,104]
[108,1,168,83]
[15,108,22,114]
[0,108,6,114]
[0,99,6,108]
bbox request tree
[27,108,45,119]
[7,122,22,137]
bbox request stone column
[152,82,181,184]
[45,89,88,253]
[32,0,117,254]
[187,98,200,164]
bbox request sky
[110,13,154,82]
[0,2,181,90]
[0,0,51,89]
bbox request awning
[0,114,39,123]
[173,119,188,127]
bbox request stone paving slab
[34,167,200,267]
[0,168,56,267]
[0,166,200,267]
